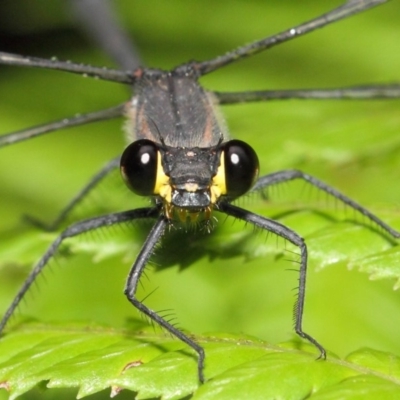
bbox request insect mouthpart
[170,183,212,209]
[166,189,214,224]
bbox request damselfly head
[120,139,259,222]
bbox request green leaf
[1,322,400,399]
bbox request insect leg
[196,0,389,75]
[0,103,125,147]
[25,156,120,231]
[0,206,159,335]
[218,202,326,359]
[124,215,206,383]
[0,51,133,84]
[215,84,400,104]
[252,170,400,238]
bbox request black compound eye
[223,139,259,198]
[120,139,159,196]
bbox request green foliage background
[0,0,400,398]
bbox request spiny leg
[219,202,326,358]
[0,51,133,84]
[0,207,159,334]
[124,215,206,383]
[195,0,390,75]
[252,170,400,238]
[215,84,400,104]
[0,103,125,147]
[25,156,120,231]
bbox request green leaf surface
[1,322,400,399]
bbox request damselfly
[0,0,399,382]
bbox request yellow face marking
[210,150,227,204]
[153,151,172,203]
